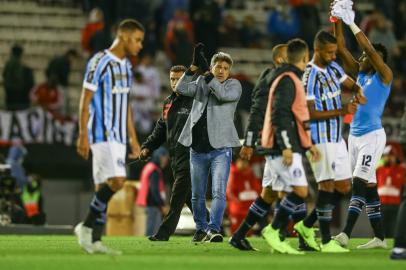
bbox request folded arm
[207,78,242,102]
[175,70,199,97]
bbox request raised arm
[334,20,359,77]
[331,3,392,84]
[174,69,199,97]
[351,25,393,85]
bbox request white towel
[332,0,355,25]
[336,0,353,10]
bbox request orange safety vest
[261,71,312,149]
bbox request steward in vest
[261,66,312,155]
[136,147,170,236]
[21,175,46,225]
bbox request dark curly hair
[372,43,388,63]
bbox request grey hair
[210,52,233,67]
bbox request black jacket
[270,64,306,155]
[244,67,276,147]
[244,64,305,155]
[142,92,193,155]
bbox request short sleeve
[330,61,348,84]
[83,53,107,92]
[302,66,317,101]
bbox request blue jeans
[145,206,162,236]
[190,147,232,232]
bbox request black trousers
[155,146,193,238]
[394,143,406,247]
[394,185,406,248]
[382,204,399,238]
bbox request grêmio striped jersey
[302,60,347,144]
[83,50,133,144]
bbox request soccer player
[293,30,364,253]
[231,43,317,251]
[241,43,287,157]
[74,19,144,254]
[331,2,393,249]
[257,38,320,255]
[229,44,290,251]
[140,65,203,241]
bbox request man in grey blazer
[176,47,242,242]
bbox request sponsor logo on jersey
[112,87,130,94]
[293,168,303,178]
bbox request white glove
[332,0,353,10]
[332,1,355,25]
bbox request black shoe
[298,242,318,251]
[229,237,257,251]
[297,236,317,251]
[148,235,169,241]
[391,249,406,260]
[204,230,223,242]
[192,230,207,243]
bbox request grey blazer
[176,73,242,149]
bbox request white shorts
[348,128,386,184]
[262,153,308,193]
[309,139,352,183]
[90,141,127,184]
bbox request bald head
[272,44,288,67]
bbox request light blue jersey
[350,72,392,136]
[303,61,347,144]
[83,50,133,144]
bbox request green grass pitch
[0,236,404,270]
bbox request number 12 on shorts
[362,155,372,167]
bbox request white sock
[393,247,405,254]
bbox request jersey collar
[105,50,127,65]
[309,59,327,73]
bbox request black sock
[84,184,115,228]
[303,190,344,229]
[315,190,334,244]
[92,207,107,242]
[278,218,289,241]
[303,208,318,228]
[394,187,406,248]
[366,186,385,240]
[274,199,287,239]
[332,190,344,207]
[343,178,367,237]
[233,197,270,240]
[92,223,104,242]
[274,199,281,219]
[292,202,307,247]
[272,193,304,231]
